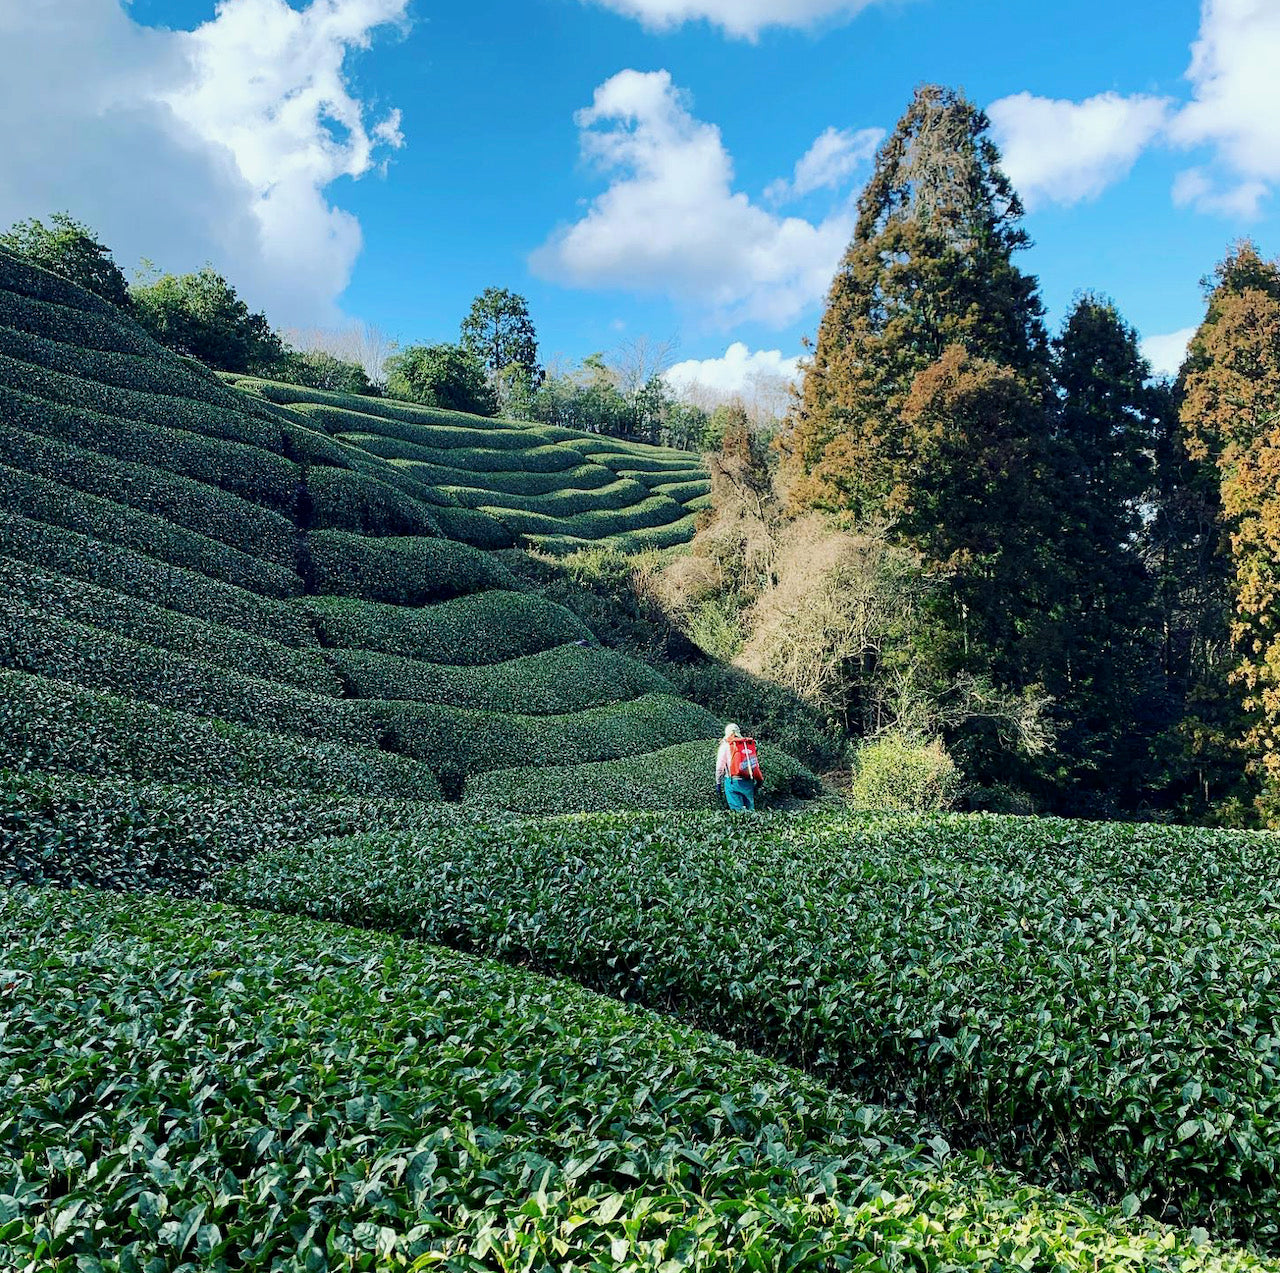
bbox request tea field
[4,248,1280,1269]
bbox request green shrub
[0,461,300,597]
[218,808,1280,1245]
[305,464,442,538]
[464,739,821,813]
[0,421,298,566]
[1,770,444,894]
[652,477,712,504]
[0,244,126,318]
[333,642,670,714]
[299,591,592,664]
[7,887,1246,1273]
[423,460,619,496]
[0,667,439,798]
[449,476,654,517]
[483,495,686,540]
[307,529,513,605]
[0,383,301,513]
[0,511,315,644]
[356,431,584,473]
[296,406,530,452]
[851,731,962,812]
[530,514,699,555]
[0,557,337,693]
[0,600,374,746]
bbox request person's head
[724,723,741,741]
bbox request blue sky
[3,0,1278,388]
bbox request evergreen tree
[1,212,131,308]
[784,84,1048,516]
[1180,243,1280,825]
[385,343,498,417]
[460,288,542,385]
[1043,297,1165,810]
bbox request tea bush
[333,641,669,713]
[8,885,1263,1272]
[463,738,821,812]
[304,464,443,538]
[0,284,155,356]
[478,494,686,540]
[0,421,298,565]
[220,810,1280,1243]
[0,461,300,596]
[299,591,591,664]
[307,528,514,605]
[0,668,439,798]
[0,383,302,512]
[0,512,315,643]
[0,600,374,746]
[1,558,337,693]
[0,770,446,893]
[449,475,653,516]
[428,501,517,548]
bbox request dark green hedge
[485,494,687,540]
[0,285,155,357]
[354,432,585,474]
[0,556,337,694]
[307,529,513,605]
[427,502,516,549]
[0,383,301,513]
[463,739,821,812]
[290,401,530,449]
[0,512,314,644]
[6,885,1229,1273]
[0,599,373,747]
[305,464,442,538]
[0,461,300,597]
[332,642,670,714]
[300,591,592,664]
[403,459,619,496]
[449,476,654,518]
[1,770,447,894]
[652,478,712,504]
[0,421,298,566]
[0,667,440,798]
[373,692,719,786]
[0,245,126,319]
[530,514,699,555]
[0,348,285,452]
[217,809,1280,1249]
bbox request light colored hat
[724,722,741,739]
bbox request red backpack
[729,736,763,781]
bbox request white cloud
[1171,166,1268,217]
[0,0,406,327]
[584,0,880,40]
[1140,326,1197,379]
[531,70,854,327]
[987,91,1171,209]
[765,126,883,203]
[666,341,802,394]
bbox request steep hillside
[0,248,815,836]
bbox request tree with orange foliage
[1181,243,1280,824]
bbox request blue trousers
[723,776,757,812]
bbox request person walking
[716,723,763,812]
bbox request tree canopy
[460,288,542,384]
[385,343,498,416]
[0,213,131,309]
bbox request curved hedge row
[299,591,592,664]
[528,513,700,555]
[218,810,1280,1247]
[1,770,445,895]
[652,478,712,504]
[448,476,655,518]
[0,512,315,644]
[0,557,337,694]
[464,739,821,812]
[304,410,534,454]
[0,667,440,798]
[332,642,670,714]
[360,433,585,473]
[0,348,286,453]
[0,383,302,513]
[0,461,300,597]
[481,494,687,540]
[305,464,442,538]
[0,285,155,357]
[307,529,513,605]
[373,692,719,785]
[0,600,373,747]
[391,458,620,497]
[427,502,517,549]
[0,422,298,566]
[7,886,1248,1273]
[0,246,127,319]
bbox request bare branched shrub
[284,323,400,387]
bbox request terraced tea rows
[3,884,1269,1272]
[0,247,810,815]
